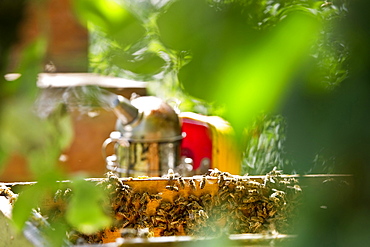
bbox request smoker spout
[112,95,139,125]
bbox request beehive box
[1,170,352,246]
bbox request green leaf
[12,171,64,231]
[157,0,217,51]
[56,114,74,151]
[171,7,321,138]
[66,177,111,234]
[44,220,70,247]
[12,185,43,231]
[73,0,144,47]
[2,37,46,99]
[218,12,321,135]
[110,48,165,75]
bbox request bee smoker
[102,95,183,177]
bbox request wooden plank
[37,73,147,89]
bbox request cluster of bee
[51,168,301,244]
[0,184,18,204]
[185,167,302,236]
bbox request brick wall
[1,1,147,181]
[8,0,88,73]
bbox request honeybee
[107,171,124,187]
[199,176,207,189]
[166,185,179,192]
[53,189,63,202]
[220,201,229,211]
[187,209,197,220]
[196,209,208,219]
[218,174,226,187]
[321,1,333,8]
[178,177,186,189]
[120,219,130,228]
[251,221,262,232]
[155,215,167,223]
[162,230,175,236]
[242,196,259,204]
[121,184,132,194]
[117,203,128,213]
[289,177,299,184]
[200,194,212,205]
[140,192,150,204]
[245,180,262,189]
[287,184,302,193]
[271,166,283,174]
[256,207,268,218]
[122,190,133,203]
[248,189,259,196]
[227,196,238,208]
[278,179,291,186]
[189,179,197,190]
[117,211,130,220]
[53,188,71,202]
[269,190,285,204]
[263,174,275,186]
[219,188,230,201]
[169,220,180,227]
[234,209,248,221]
[268,209,277,217]
[138,204,147,214]
[159,201,173,211]
[150,194,162,200]
[235,183,245,192]
[187,201,201,209]
[188,194,198,201]
[167,168,175,183]
[209,168,222,177]
[132,192,141,203]
[156,222,167,229]
[221,172,232,178]
[174,195,187,205]
[169,206,182,219]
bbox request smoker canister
[103,96,183,177]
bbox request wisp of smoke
[35,86,119,118]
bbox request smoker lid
[116,96,183,142]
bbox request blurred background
[1,0,370,246]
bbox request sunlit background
[1,0,370,246]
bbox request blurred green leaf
[109,45,165,75]
[157,0,217,51]
[165,7,321,137]
[0,36,49,177]
[2,37,46,99]
[73,0,145,48]
[219,12,321,136]
[44,220,69,247]
[0,97,73,178]
[12,170,64,231]
[73,0,128,32]
[75,0,172,77]
[66,177,111,234]
[56,113,74,150]
[12,184,43,231]
[242,114,291,175]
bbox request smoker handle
[102,131,129,173]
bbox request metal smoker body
[103,95,183,177]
